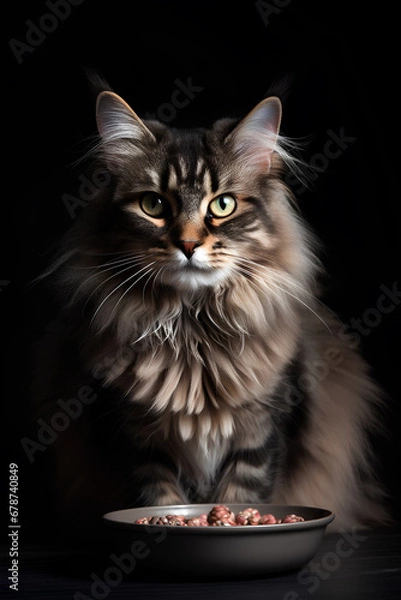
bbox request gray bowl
[103,503,334,579]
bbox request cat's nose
[179,240,202,259]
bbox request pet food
[134,504,305,526]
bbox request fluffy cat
[33,88,389,534]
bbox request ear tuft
[228,97,282,171]
[96,91,155,143]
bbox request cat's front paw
[139,482,187,507]
[215,482,265,505]
[152,490,187,506]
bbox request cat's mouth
[175,246,212,271]
[165,249,229,290]
[182,257,209,271]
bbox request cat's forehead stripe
[178,155,188,180]
[161,154,216,197]
[144,167,160,187]
[202,168,213,195]
[196,158,206,177]
[167,163,178,190]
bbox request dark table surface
[2,526,401,600]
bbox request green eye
[208,194,237,218]
[140,193,170,218]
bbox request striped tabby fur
[33,90,389,532]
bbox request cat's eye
[208,194,237,218]
[140,192,170,218]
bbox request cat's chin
[166,264,229,292]
[164,250,231,292]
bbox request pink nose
[179,240,201,259]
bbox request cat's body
[33,90,389,533]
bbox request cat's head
[78,90,312,298]
[53,91,319,343]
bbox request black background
[3,0,401,542]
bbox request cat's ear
[228,97,282,171]
[96,91,156,144]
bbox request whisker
[232,261,332,335]
[78,251,160,307]
[109,265,156,318]
[90,262,157,327]
[72,254,148,271]
[232,255,316,300]
[81,260,144,309]
[85,249,145,258]
[142,264,162,300]
[232,255,334,329]
[149,266,165,300]
[271,282,333,335]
